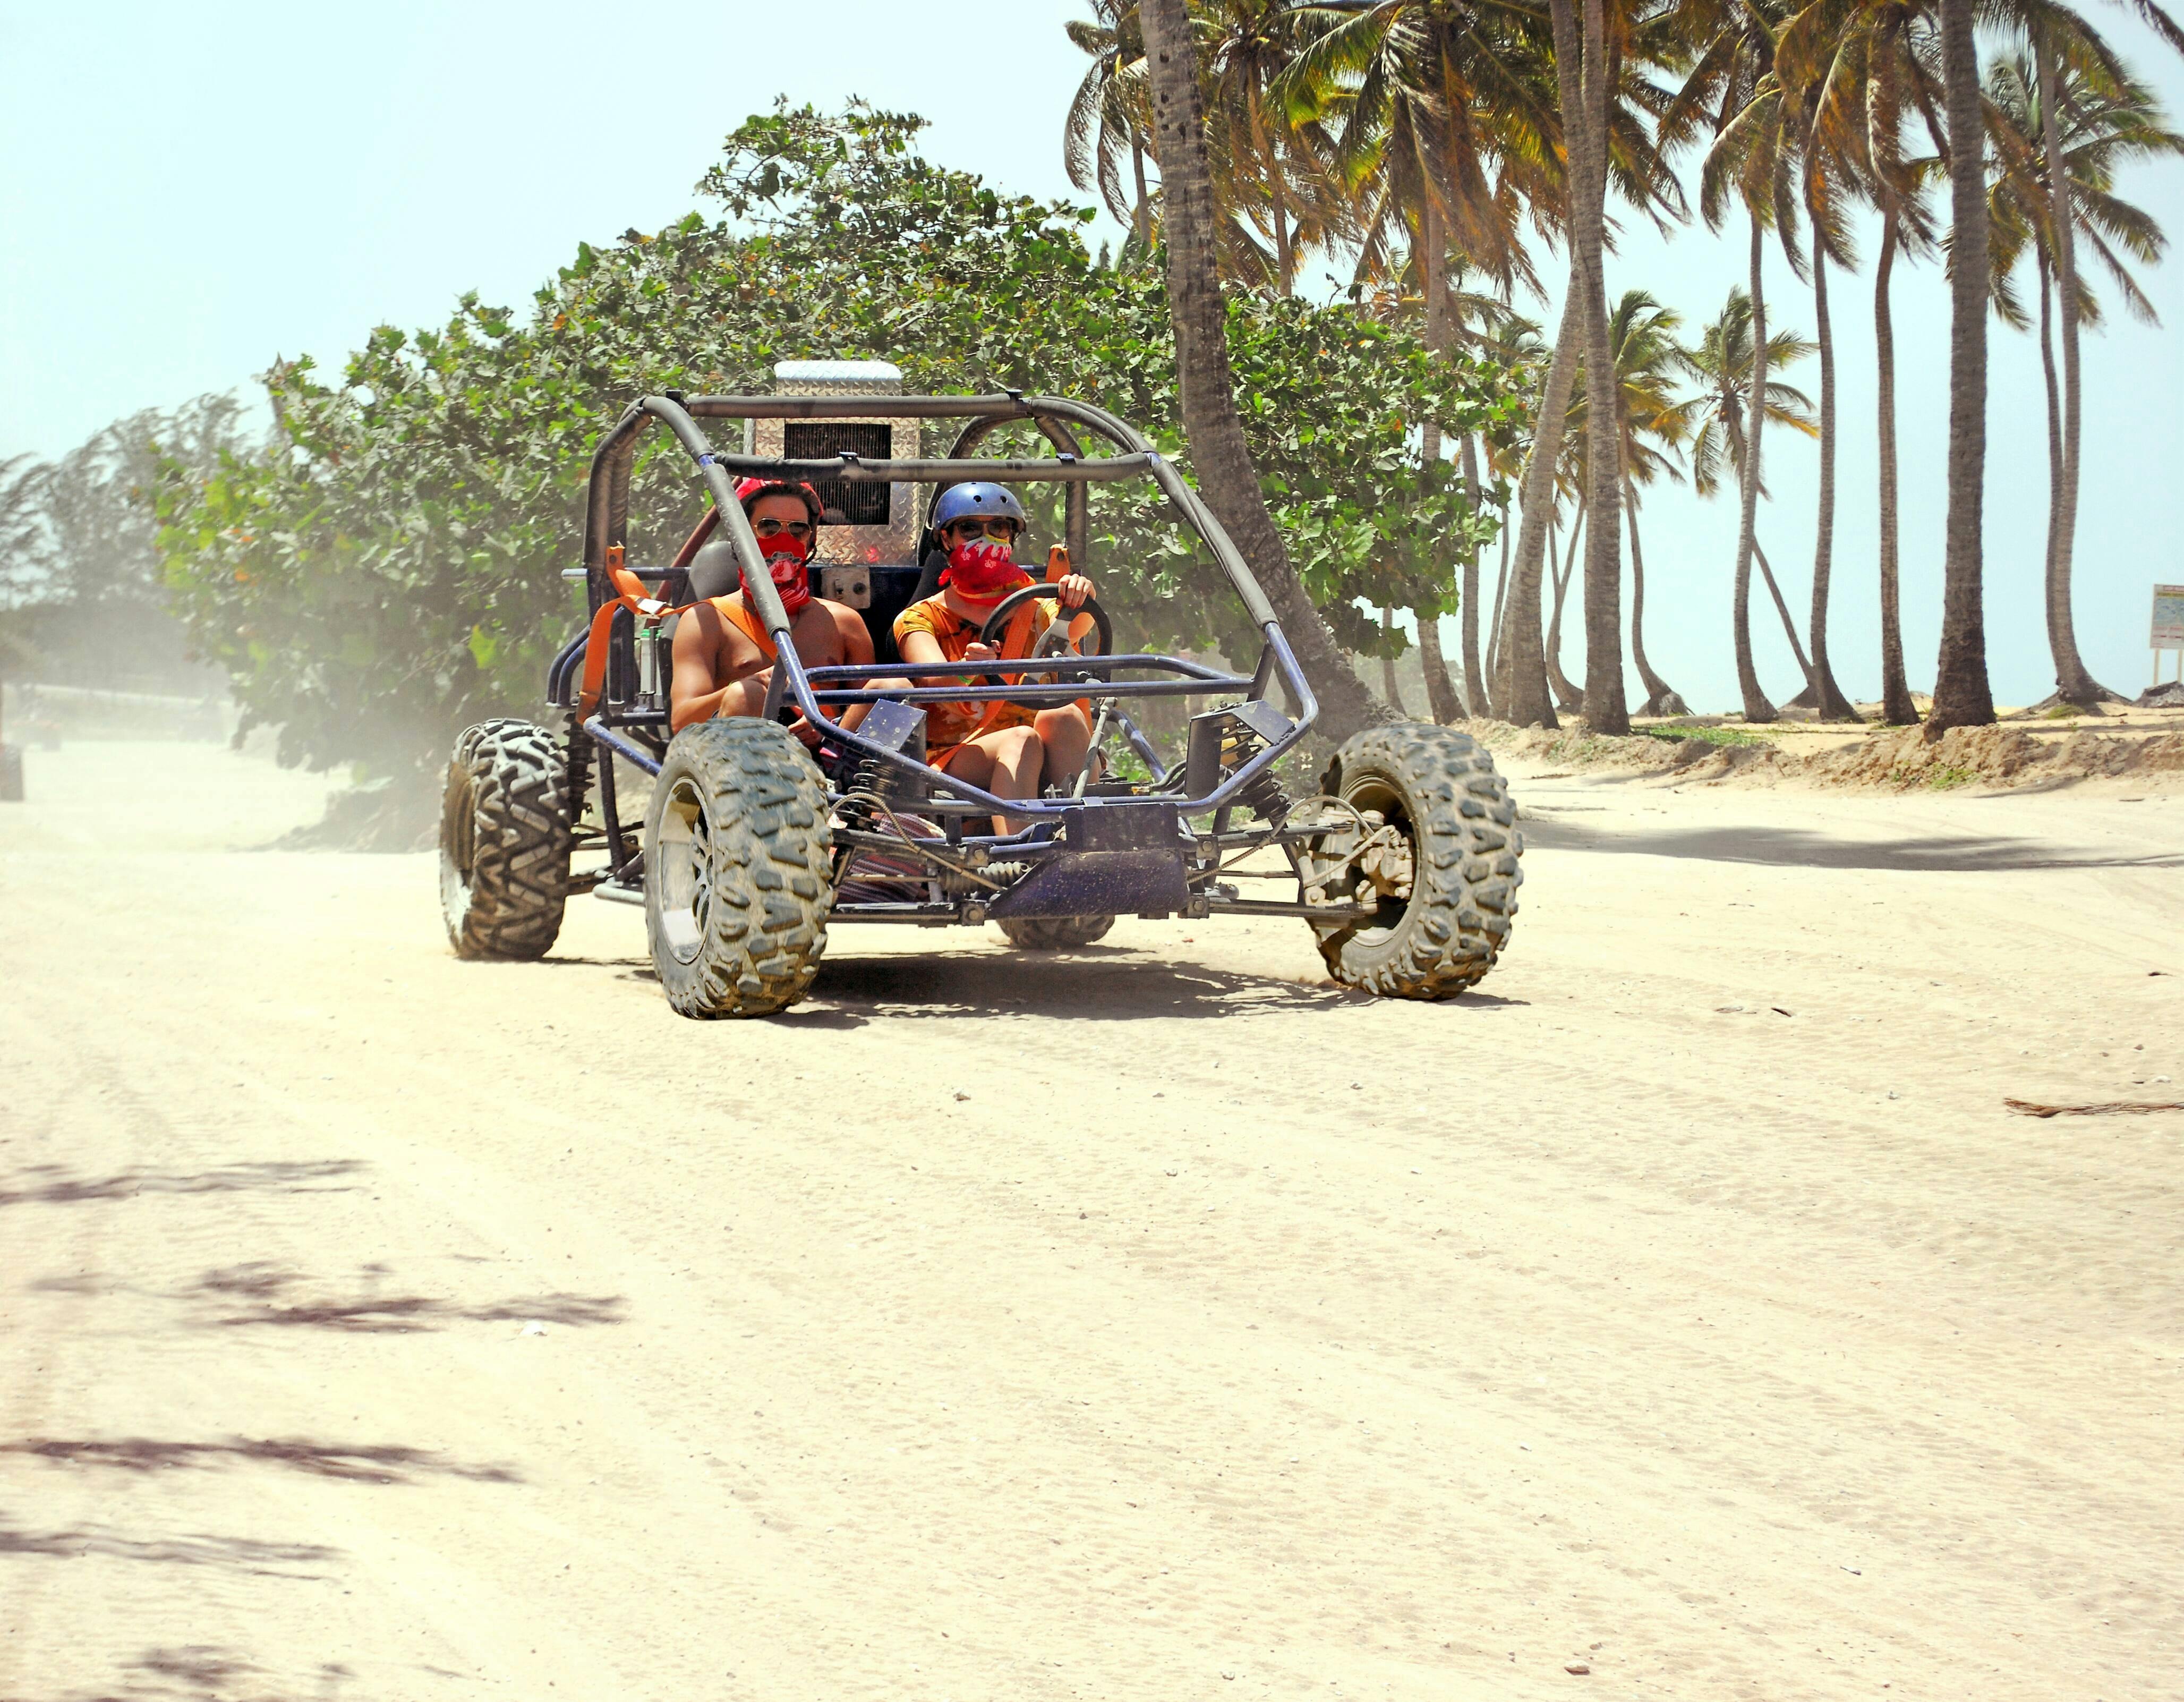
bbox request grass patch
[1926,763,1978,790]
[1637,724,1771,748]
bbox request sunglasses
[753,518,814,541]
[945,518,1020,541]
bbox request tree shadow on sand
[0,1161,365,1210]
[0,1436,521,1485]
[1521,816,2184,873]
[21,1652,356,1702]
[177,1263,627,1335]
[23,1644,356,1702]
[0,1516,339,1579]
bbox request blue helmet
[932,482,1027,532]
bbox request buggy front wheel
[645,718,834,1018]
[1300,724,1522,999]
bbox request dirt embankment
[1464,711,2184,792]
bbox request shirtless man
[669,479,884,738]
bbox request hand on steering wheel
[975,582,1113,685]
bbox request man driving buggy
[892,482,1099,831]
[669,478,889,738]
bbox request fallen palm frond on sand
[2004,1097,2184,1118]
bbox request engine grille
[784,422,892,525]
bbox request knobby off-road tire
[440,718,568,960]
[1308,724,1522,999]
[645,718,833,1019]
[996,915,1116,949]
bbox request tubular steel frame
[557,390,1336,921]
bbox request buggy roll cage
[564,390,1320,826]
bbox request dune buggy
[438,364,1522,1016]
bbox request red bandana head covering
[762,530,813,616]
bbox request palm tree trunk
[1547,500,1587,714]
[1624,471,1680,715]
[1256,96,1296,297]
[2038,35,2115,705]
[1131,141,1152,250]
[1874,214,1917,724]
[1931,0,1996,728]
[1806,232,1861,720]
[1458,427,1485,718]
[1485,518,1512,714]
[2038,251,2066,669]
[1379,608,1410,716]
[1753,539,1820,698]
[1733,213,1778,723]
[1495,288,1582,728]
[1549,0,1627,733]
[1414,200,1467,724]
[1137,0,1384,739]
[1416,617,1458,722]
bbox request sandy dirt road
[3,740,2180,1702]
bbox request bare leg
[1033,705,1093,793]
[936,726,1044,833]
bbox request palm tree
[1287,0,1569,722]
[1663,0,1800,722]
[1600,290,1698,716]
[1194,0,1352,292]
[1929,0,1995,726]
[1471,313,1549,714]
[1545,291,1698,718]
[1066,2,1156,252]
[1986,44,2182,705]
[1679,288,1822,700]
[1776,0,1944,721]
[1304,0,1679,729]
[1137,0,1386,737]
[1546,0,1632,731]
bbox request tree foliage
[2,395,249,689]
[156,102,1520,776]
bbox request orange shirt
[891,586,1057,751]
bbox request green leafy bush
[158,103,1521,778]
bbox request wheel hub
[1354,812,1415,900]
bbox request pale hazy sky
[4,1,2180,710]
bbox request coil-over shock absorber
[1183,699,1296,824]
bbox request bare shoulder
[675,599,724,653]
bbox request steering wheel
[976,583,1113,685]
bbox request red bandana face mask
[941,539,1024,600]
[760,530,812,615]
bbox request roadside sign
[2155,584,2184,648]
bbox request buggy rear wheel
[439,718,567,959]
[996,915,1115,950]
[1301,724,1521,999]
[645,718,834,1019]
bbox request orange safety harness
[708,595,778,663]
[575,543,684,720]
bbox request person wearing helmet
[670,479,890,738]
[891,482,1098,831]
